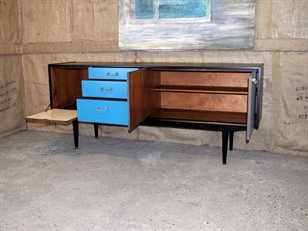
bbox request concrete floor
[0,131,307,231]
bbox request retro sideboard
[44,62,263,164]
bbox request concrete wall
[0,0,307,155]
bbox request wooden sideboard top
[49,62,263,71]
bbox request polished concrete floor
[0,130,307,230]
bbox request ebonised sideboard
[48,62,263,164]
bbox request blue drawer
[77,99,128,125]
[82,80,127,99]
[88,67,138,80]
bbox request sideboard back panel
[49,67,88,109]
[160,71,250,88]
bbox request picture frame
[119,0,256,50]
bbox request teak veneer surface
[50,68,88,109]
[150,109,247,124]
[160,71,250,88]
[159,92,248,113]
[152,85,248,95]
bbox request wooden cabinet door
[127,68,159,132]
[255,67,263,129]
[246,72,257,140]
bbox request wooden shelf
[152,85,248,95]
[150,109,247,124]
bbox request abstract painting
[119,0,256,50]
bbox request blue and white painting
[119,0,256,50]
[135,0,210,20]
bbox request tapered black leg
[229,131,234,151]
[94,123,99,138]
[222,130,228,165]
[73,120,79,148]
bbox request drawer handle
[100,87,113,92]
[106,72,119,77]
[96,106,108,112]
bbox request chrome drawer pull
[100,87,113,92]
[106,72,119,77]
[96,106,108,112]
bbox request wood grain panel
[128,69,160,132]
[160,92,248,113]
[152,85,248,95]
[160,71,250,88]
[50,68,88,109]
[150,109,247,124]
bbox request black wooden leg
[94,123,99,138]
[222,130,228,165]
[229,131,234,151]
[73,120,79,148]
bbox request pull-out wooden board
[26,109,77,125]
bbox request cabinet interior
[49,67,88,109]
[142,69,251,124]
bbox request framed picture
[119,0,256,50]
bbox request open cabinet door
[246,72,257,141]
[128,68,158,132]
[255,66,263,129]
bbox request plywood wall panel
[0,55,26,138]
[21,0,71,43]
[0,0,20,44]
[271,52,308,153]
[255,0,307,51]
[72,0,117,42]
[270,0,308,39]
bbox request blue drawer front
[77,99,128,125]
[82,80,127,99]
[88,67,138,80]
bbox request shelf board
[152,85,248,95]
[150,109,247,124]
